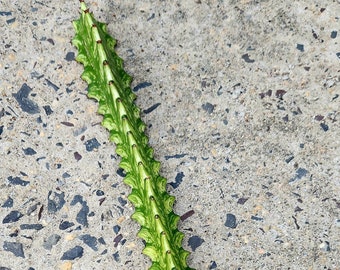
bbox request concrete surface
[0,0,339,269]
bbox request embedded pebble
[12,83,40,114]
[320,122,329,132]
[202,102,214,114]
[65,52,75,61]
[251,216,264,221]
[112,251,120,262]
[2,210,23,224]
[3,241,25,258]
[113,225,121,234]
[23,147,37,155]
[60,246,84,260]
[113,234,123,247]
[7,176,30,186]
[43,234,61,250]
[143,103,161,114]
[79,234,98,251]
[20,224,44,230]
[96,190,104,196]
[47,191,66,213]
[133,81,152,92]
[70,195,89,227]
[225,213,237,229]
[1,197,13,208]
[209,261,217,269]
[45,79,59,91]
[85,138,101,152]
[319,241,330,252]
[188,235,204,252]
[117,197,127,206]
[289,168,308,183]
[241,53,255,63]
[169,171,184,189]
[180,210,195,221]
[59,221,75,230]
[43,105,53,115]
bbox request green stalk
[72,1,193,269]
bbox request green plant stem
[72,1,194,269]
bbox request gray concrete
[1,0,339,269]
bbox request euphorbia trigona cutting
[72,1,194,269]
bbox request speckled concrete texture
[1,0,339,269]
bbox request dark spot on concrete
[296,44,304,52]
[13,83,40,114]
[188,235,204,251]
[133,82,152,92]
[2,210,23,224]
[23,147,37,155]
[85,138,101,151]
[241,53,255,63]
[202,102,214,114]
[43,105,53,115]
[169,172,184,189]
[60,246,83,260]
[3,241,25,258]
[79,234,98,251]
[47,191,65,213]
[225,213,237,228]
[7,176,30,186]
[143,103,161,114]
[1,197,13,208]
[59,220,75,230]
[43,234,61,251]
[65,52,75,61]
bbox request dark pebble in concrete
[85,138,101,151]
[79,234,98,251]
[320,122,329,131]
[7,176,30,186]
[1,197,13,208]
[112,251,120,262]
[225,213,237,228]
[133,81,152,92]
[44,79,59,91]
[169,171,184,189]
[202,102,214,114]
[23,147,37,155]
[71,195,89,227]
[60,245,84,260]
[113,225,121,234]
[3,241,25,258]
[59,220,75,230]
[289,168,308,183]
[209,261,218,269]
[43,105,53,115]
[12,83,40,114]
[43,234,61,250]
[116,168,126,177]
[47,191,66,213]
[96,190,104,196]
[113,234,123,247]
[188,235,204,251]
[143,103,161,114]
[2,210,23,224]
[20,224,44,230]
[65,51,75,61]
[251,215,264,221]
[117,197,127,206]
